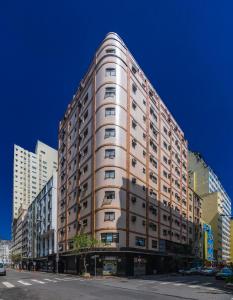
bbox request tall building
[57,32,198,275]
[13,140,58,219]
[189,151,231,263]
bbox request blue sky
[1,0,233,239]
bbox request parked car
[179,267,202,275]
[215,267,233,280]
[201,267,218,276]
[0,263,6,276]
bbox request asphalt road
[0,269,232,300]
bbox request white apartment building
[13,140,58,219]
[21,174,57,271]
[189,151,231,262]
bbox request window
[106,68,116,76]
[83,164,88,173]
[132,119,137,129]
[135,237,145,247]
[104,211,115,221]
[105,107,116,116]
[106,48,116,54]
[105,87,116,98]
[105,170,115,179]
[105,128,116,138]
[105,149,115,158]
[101,232,119,244]
[105,191,115,200]
[132,101,137,110]
[163,127,168,135]
[132,84,137,94]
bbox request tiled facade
[57,33,199,274]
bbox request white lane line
[2,282,14,288]
[206,287,219,291]
[44,279,58,283]
[31,279,46,284]
[188,285,199,288]
[160,282,170,285]
[173,283,184,286]
[54,277,66,281]
[18,280,32,286]
[202,282,212,286]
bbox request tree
[73,233,99,274]
[10,253,21,264]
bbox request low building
[11,205,27,263]
[188,188,203,260]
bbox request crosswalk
[135,279,222,292]
[0,276,83,289]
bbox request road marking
[44,278,58,283]
[206,287,219,291]
[173,283,184,286]
[54,277,66,281]
[31,279,46,284]
[188,285,199,288]
[202,282,212,286]
[18,280,32,286]
[2,282,14,288]
[160,282,170,285]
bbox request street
[0,269,232,300]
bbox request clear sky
[1,0,233,240]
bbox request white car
[0,263,6,276]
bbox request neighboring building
[188,188,203,259]
[22,174,57,270]
[201,192,224,262]
[13,140,58,219]
[230,218,233,263]
[0,240,12,264]
[11,205,27,259]
[57,32,199,275]
[189,151,231,263]
[202,223,214,263]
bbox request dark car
[201,267,218,276]
[0,263,6,276]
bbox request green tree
[73,233,99,274]
[10,253,21,264]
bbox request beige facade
[201,192,223,261]
[58,32,196,263]
[11,205,27,257]
[13,141,58,219]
